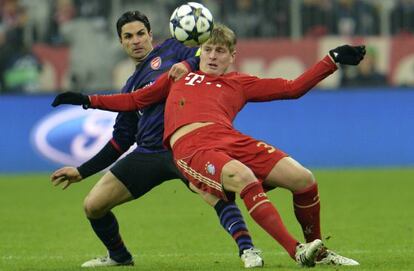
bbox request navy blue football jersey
[111,38,199,153]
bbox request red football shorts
[171,123,288,200]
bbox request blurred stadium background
[0,0,413,172]
[0,1,413,270]
[2,0,414,93]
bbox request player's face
[199,43,235,76]
[120,21,153,63]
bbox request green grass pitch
[0,168,413,271]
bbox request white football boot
[295,239,324,267]
[316,249,360,266]
[81,255,134,268]
[240,247,264,268]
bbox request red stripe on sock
[233,230,250,240]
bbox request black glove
[51,91,91,108]
[329,45,366,65]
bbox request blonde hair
[204,23,237,52]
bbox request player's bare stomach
[170,122,214,148]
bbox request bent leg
[84,171,133,219]
[83,150,186,264]
[265,157,321,242]
[83,171,134,263]
[222,160,299,258]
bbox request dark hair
[116,11,151,38]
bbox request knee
[222,163,255,184]
[221,161,256,192]
[83,195,107,219]
[294,168,316,190]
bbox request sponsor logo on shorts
[205,162,216,175]
[151,57,162,70]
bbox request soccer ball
[169,2,214,46]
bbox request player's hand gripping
[168,61,189,81]
[51,91,91,108]
[329,45,366,65]
[50,166,83,190]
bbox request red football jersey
[90,55,337,148]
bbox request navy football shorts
[110,151,188,198]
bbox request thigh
[110,151,182,198]
[228,135,288,181]
[264,156,314,191]
[86,170,133,211]
[175,149,234,200]
[221,159,257,193]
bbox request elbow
[287,85,311,99]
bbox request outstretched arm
[52,72,173,112]
[242,45,365,101]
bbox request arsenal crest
[151,57,162,70]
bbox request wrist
[82,95,91,109]
[327,54,338,67]
[181,60,191,72]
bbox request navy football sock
[215,200,254,256]
[88,212,132,262]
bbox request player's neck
[133,48,153,65]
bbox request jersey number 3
[257,141,276,153]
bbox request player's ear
[148,30,153,41]
[230,50,236,64]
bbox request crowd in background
[0,0,413,93]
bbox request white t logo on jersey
[185,72,205,86]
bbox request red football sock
[293,182,321,242]
[241,181,298,258]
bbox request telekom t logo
[185,72,205,86]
